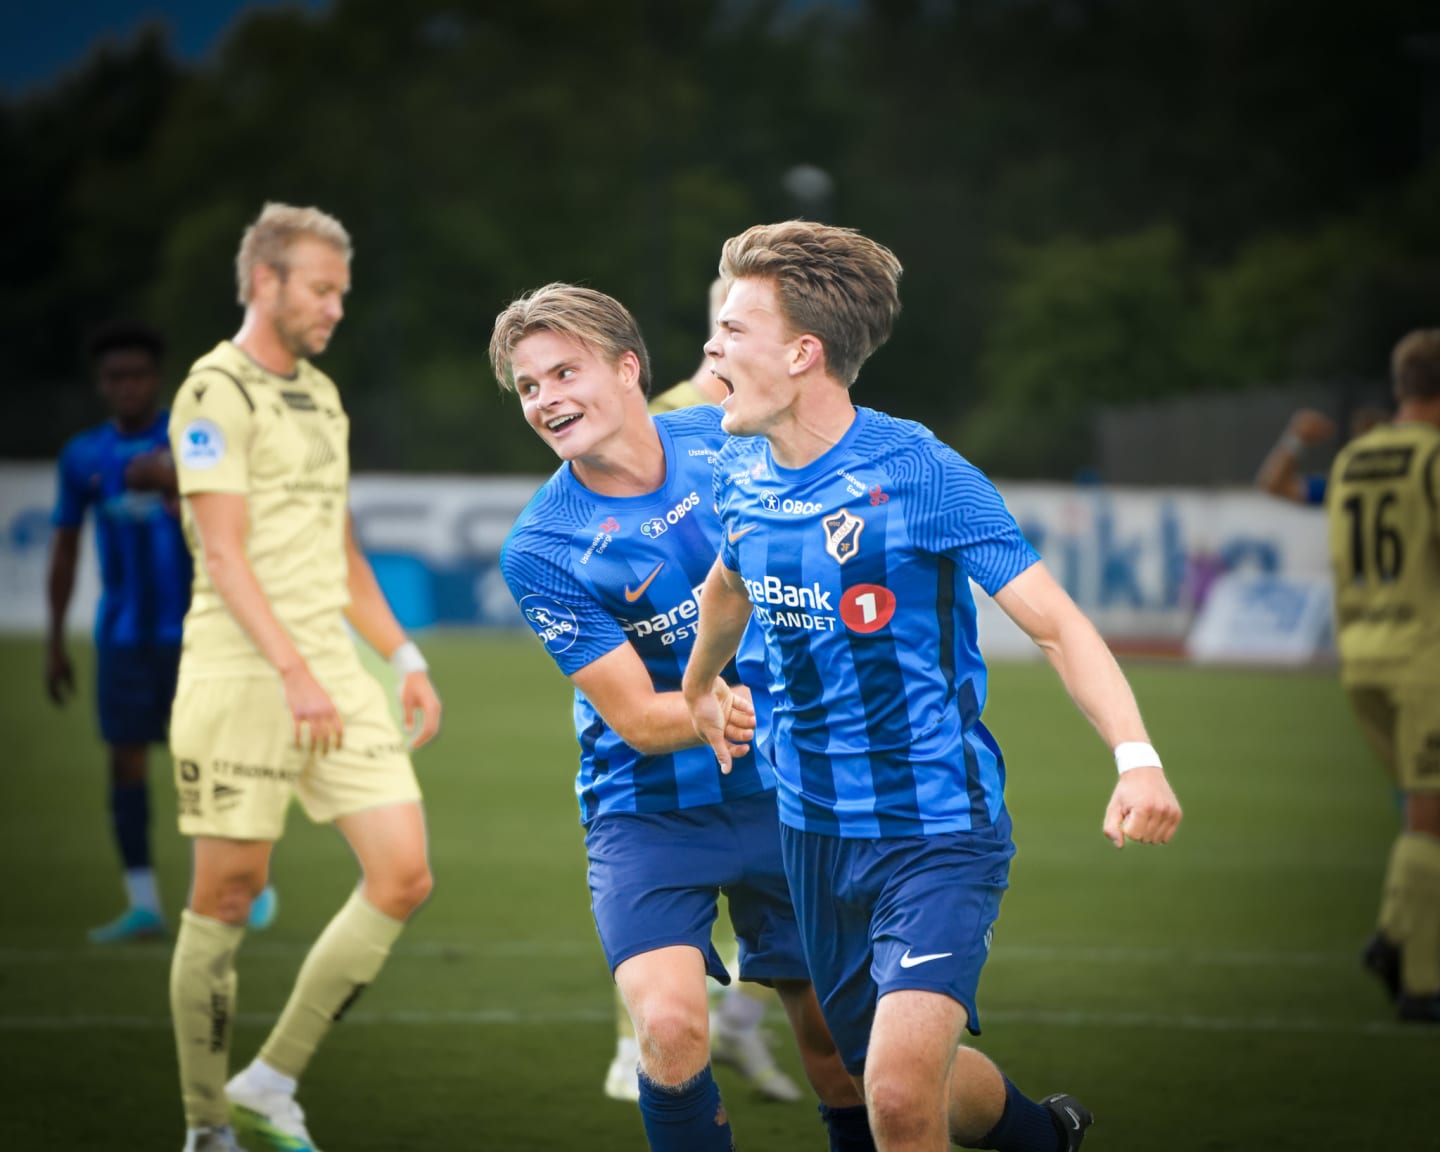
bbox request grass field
[0,633,1434,1151]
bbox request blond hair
[235,202,352,305]
[1392,329,1440,402]
[489,283,652,395]
[718,221,902,385]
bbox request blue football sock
[819,1102,876,1151]
[637,1064,734,1152]
[110,781,151,871]
[974,1077,1062,1151]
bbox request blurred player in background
[47,321,276,943]
[167,203,442,1152]
[1257,406,1388,505]
[683,221,1183,1152]
[47,321,188,942]
[603,276,801,1106]
[1327,329,1440,1024]
[492,284,872,1152]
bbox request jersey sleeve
[170,370,254,495]
[500,535,630,677]
[904,439,1039,596]
[51,438,91,529]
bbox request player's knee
[366,864,433,919]
[635,1000,708,1075]
[864,1070,932,1141]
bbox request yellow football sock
[1387,833,1440,995]
[258,889,404,1079]
[171,910,245,1128]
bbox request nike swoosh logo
[624,562,666,603]
[898,949,953,969]
[727,525,756,543]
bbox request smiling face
[704,277,813,439]
[510,329,644,464]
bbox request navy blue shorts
[780,817,1015,1074]
[586,788,807,985]
[97,644,180,746]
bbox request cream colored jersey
[170,341,352,678]
[1327,420,1440,685]
[648,380,711,414]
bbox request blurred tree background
[3,0,1438,477]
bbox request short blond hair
[235,202,352,305]
[719,221,902,385]
[489,283,652,395]
[1392,329,1440,402]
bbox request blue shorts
[97,644,180,746]
[780,817,1015,1074]
[586,788,806,985]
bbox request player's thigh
[297,667,421,826]
[868,987,969,1087]
[779,825,881,1075]
[169,676,300,841]
[1345,684,1399,780]
[721,789,811,984]
[585,806,732,982]
[1395,683,1440,796]
[868,831,1011,1038]
[97,644,179,746]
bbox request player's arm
[124,449,178,499]
[44,524,80,705]
[570,642,754,759]
[1256,408,1335,503]
[342,514,441,749]
[681,557,756,774]
[187,491,342,753]
[993,561,1182,848]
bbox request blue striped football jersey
[713,406,1039,838]
[53,411,192,648]
[501,406,775,824]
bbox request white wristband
[389,640,428,678]
[1114,742,1161,775]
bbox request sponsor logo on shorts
[898,948,953,968]
[179,419,225,470]
[214,759,296,782]
[212,782,244,812]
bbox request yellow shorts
[170,664,422,840]
[1345,682,1440,793]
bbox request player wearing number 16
[1327,329,1440,1024]
[682,221,1183,1152]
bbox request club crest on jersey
[822,509,864,565]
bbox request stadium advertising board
[0,466,1331,656]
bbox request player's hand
[45,645,74,706]
[1287,409,1337,446]
[399,670,442,750]
[280,664,343,755]
[1102,765,1182,849]
[124,448,177,494]
[687,677,751,774]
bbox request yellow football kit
[168,341,419,838]
[1328,420,1440,790]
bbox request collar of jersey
[765,406,871,483]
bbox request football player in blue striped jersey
[683,222,1182,1152]
[492,284,873,1152]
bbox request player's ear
[791,334,824,376]
[616,348,642,390]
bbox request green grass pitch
[0,634,1432,1150]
